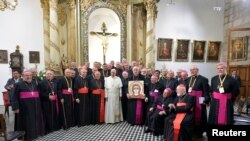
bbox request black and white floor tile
[36,122,162,141]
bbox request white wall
[0,0,43,105]
[155,0,224,81]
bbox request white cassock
[105,76,123,123]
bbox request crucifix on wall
[90,22,118,63]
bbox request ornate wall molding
[80,1,127,62]
[80,0,95,11]
[40,0,49,11]
[66,0,76,10]
[143,0,157,20]
[119,0,128,18]
[58,6,66,26]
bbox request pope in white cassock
[105,69,123,123]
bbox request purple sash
[62,89,73,95]
[188,90,202,125]
[50,94,59,116]
[150,92,160,101]
[20,91,39,99]
[135,99,143,124]
[156,105,164,111]
[213,92,232,125]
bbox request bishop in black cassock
[40,70,59,133]
[74,68,90,126]
[208,63,239,125]
[12,69,44,141]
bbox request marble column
[144,0,157,70]
[41,0,50,69]
[49,0,61,72]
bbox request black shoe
[144,128,150,133]
[153,132,159,136]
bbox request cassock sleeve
[202,77,210,104]
[175,96,195,113]
[231,78,240,102]
[11,83,20,111]
[39,81,50,101]
[119,78,123,97]
[57,78,63,100]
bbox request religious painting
[157,38,173,61]
[207,41,221,62]
[0,50,8,64]
[175,39,189,62]
[29,51,40,63]
[128,81,145,99]
[230,36,248,61]
[192,40,206,62]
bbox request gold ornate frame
[80,1,127,63]
[207,41,221,62]
[175,39,190,62]
[227,27,250,66]
[192,40,206,62]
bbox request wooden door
[229,65,250,99]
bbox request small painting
[192,40,206,62]
[0,50,8,64]
[29,51,40,63]
[175,39,189,62]
[128,81,145,99]
[157,38,173,61]
[207,41,221,62]
[231,36,248,61]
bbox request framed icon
[157,38,173,61]
[128,81,145,99]
[29,51,40,63]
[192,40,206,62]
[0,50,8,64]
[207,41,221,62]
[175,39,189,62]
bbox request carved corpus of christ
[90,22,118,63]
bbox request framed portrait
[207,41,221,62]
[192,40,206,62]
[175,39,190,62]
[0,50,8,64]
[230,36,248,61]
[29,51,40,63]
[157,38,173,61]
[128,81,145,99]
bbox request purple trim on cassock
[20,91,39,99]
[150,92,160,101]
[188,90,202,125]
[213,92,232,125]
[135,99,143,124]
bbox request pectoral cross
[90,22,118,63]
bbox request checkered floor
[36,122,162,141]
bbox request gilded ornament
[119,0,127,17]
[61,38,65,45]
[80,0,95,11]
[67,0,76,9]
[58,6,66,26]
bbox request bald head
[23,69,33,83]
[151,75,158,84]
[64,68,71,77]
[176,85,186,97]
[190,65,199,76]
[122,71,128,79]
[94,71,101,79]
[46,70,54,80]
[133,66,140,76]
